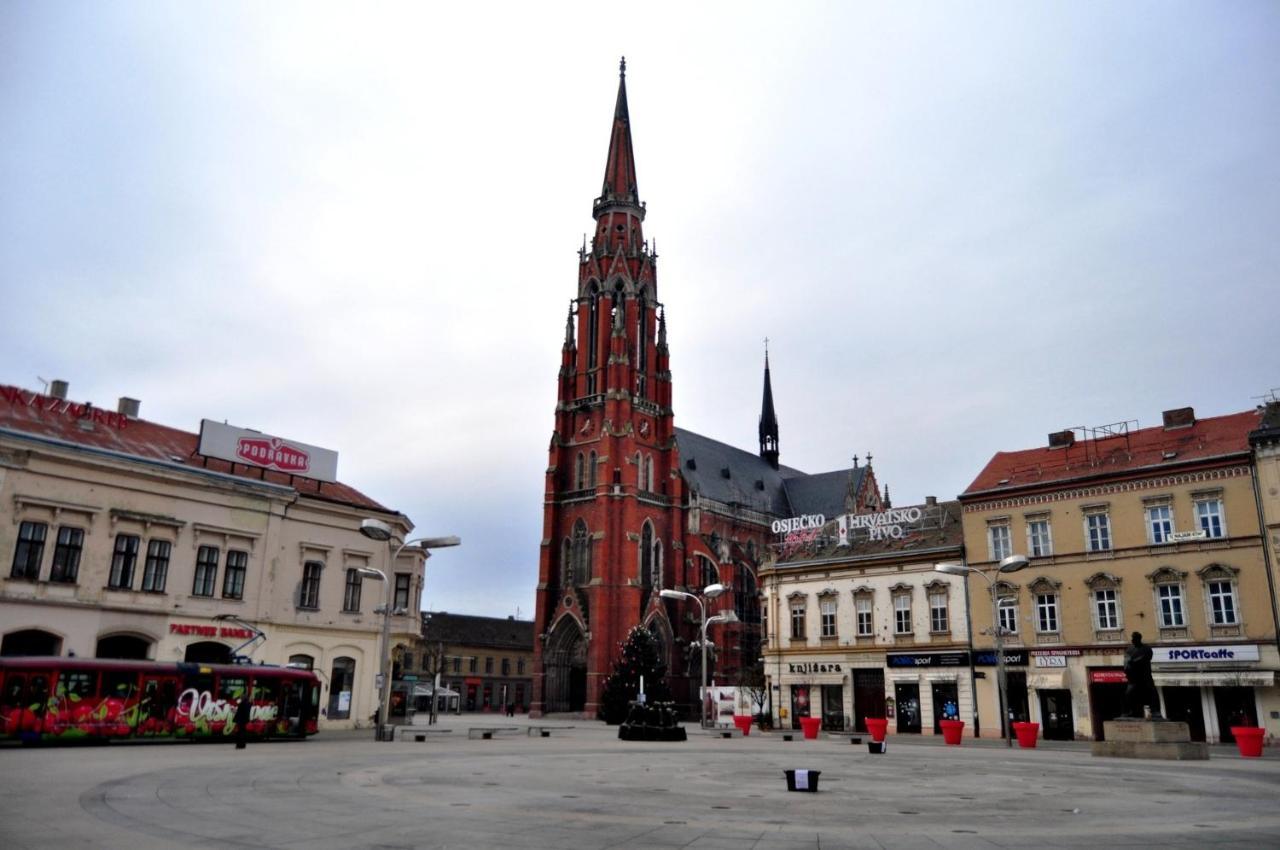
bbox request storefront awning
[1027,671,1068,690]
[413,684,460,698]
[1152,671,1275,688]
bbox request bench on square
[527,725,575,738]
[394,726,453,742]
[467,726,520,740]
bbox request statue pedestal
[1091,719,1208,760]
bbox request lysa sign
[198,419,338,483]
[1154,645,1259,663]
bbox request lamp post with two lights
[659,583,739,728]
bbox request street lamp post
[935,554,1029,747]
[659,583,734,728]
[358,518,460,742]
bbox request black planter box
[784,769,821,792]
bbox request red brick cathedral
[530,61,881,718]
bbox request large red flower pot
[1232,726,1265,758]
[940,719,965,745]
[733,715,753,736]
[799,716,821,739]
[865,717,888,743]
[1012,721,1040,748]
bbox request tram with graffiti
[0,657,320,744]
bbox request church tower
[531,60,684,717]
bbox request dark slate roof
[422,612,535,651]
[674,427,860,519]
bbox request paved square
[2,717,1277,849]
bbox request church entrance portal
[544,619,587,713]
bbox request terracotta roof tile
[0,384,393,513]
[962,409,1259,498]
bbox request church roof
[674,427,861,520]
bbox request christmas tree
[598,626,672,724]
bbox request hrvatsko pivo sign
[198,419,339,483]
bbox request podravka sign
[198,419,339,483]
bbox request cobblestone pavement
[2,716,1278,849]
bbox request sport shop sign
[887,652,970,668]
[198,419,339,483]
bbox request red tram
[0,657,320,744]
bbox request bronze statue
[1122,632,1161,719]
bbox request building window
[299,560,322,609]
[929,592,949,633]
[988,522,1011,561]
[1026,517,1052,558]
[855,594,873,637]
[222,550,247,599]
[517,658,525,675]
[588,450,597,488]
[394,573,411,610]
[343,568,362,612]
[49,526,84,583]
[736,569,760,624]
[1085,510,1112,552]
[453,657,462,673]
[575,452,585,490]
[469,657,478,674]
[141,540,171,592]
[819,597,837,638]
[1094,588,1120,630]
[1035,593,1059,633]
[893,593,912,635]
[789,601,806,640]
[193,545,219,597]
[11,521,48,580]
[1195,497,1226,538]
[699,556,718,591]
[1146,503,1174,544]
[485,657,494,674]
[1157,583,1185,628]
[1207,580,1238,625]
[997,599,1019,635]
[109,534,140,589]
[501,658,511,676]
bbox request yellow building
[959,406,1277,743]
[0,382,427,730]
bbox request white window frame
[997,599,1019,635]
[1035,593,1060,634]
[1194,497,1226,539]
[988,522,1012,562]
[929,592,949,633]
[1207,579,1239,626]
[855,595,873,637]
[1156,583,1186,628]
[819,597,838,638]
[790,603,806,641]
[1026,518,1053,558]
[1146,503,1174,544]
[1093,587,1120,631]
[893,593,912,635]
[1084,511,1112,552]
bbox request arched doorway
[96,634,152,660]
[183,641,231,664]
[543,618,586,713]
[1,629,61,656]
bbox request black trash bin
[783,769,821,792]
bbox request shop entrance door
[1213,687,1258,743]
[931,682,959,733]
[790,685,811,730]
[852,669,885,733]
[1004,671,1030,736]
[1039,689,1074,740]
[894,683,921,734]
[1161,687,1206,742]
[821,684,845,731]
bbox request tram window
[185,672,213,697]
[218,676,248,701]
[253,678,278,705]
[283,682,301,716]
[2,674,26,707]
[58,671,97,699]
[103,670,139,699]
[29,675,49,706]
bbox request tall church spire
[599,56,639,210]
[759,344,779,469]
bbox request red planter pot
[1232,726,1265,758]
[865,717,888,742]
[1012,721,1040,748]
[799,716,822,739]
[733,715,753,736]
[940,719,965,745]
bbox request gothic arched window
[699,556,718,591]
[736,568,760,624]
[588,451,597,488]
[572,520,591,585]
[561,538,573,587]
[575,453,585,490]
[645,455,655,492]
[586,285,600,393]
[640,521,654,591]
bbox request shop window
[1194,495,1226,538]
[327,657,355,719]
[49,526,84,583]
[1145,501,1174,544]
[222,550,248,599]
[1083,507,1112,552]
[141,539,171,593]
[193,545,219,597]
[299,561,322,609]
[10,520,47,580]
[987,520,1011,561]
[343,568,362,612]
[1026,515,1053,558]
[108,534,140,589]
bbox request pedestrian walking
[234,693,252,750]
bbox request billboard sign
[198,419,338,482]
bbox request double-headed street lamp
[935,554,1029,747]
[358,517,461,742]
[659,583,739,728]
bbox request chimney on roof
[49,380,68,400]
[117,397,140,418]
[1048,430,1075,448]
[1162,407,1196,430]
[925,495,937,506]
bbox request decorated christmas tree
[598,626,672,724]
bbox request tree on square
[598,626,672,724]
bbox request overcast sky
[3,2,1277,619]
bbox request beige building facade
[960,407,1279,743]
[1,383,426,730]
[760,499,973,736]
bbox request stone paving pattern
[2,715,1278,849]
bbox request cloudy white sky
[3,2,1277,619]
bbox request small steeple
[564,304,575,348]
[758,341,779,469]
[657,307,667,349]
[882,484,891,509]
